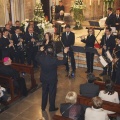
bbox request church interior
[0,0,120,120]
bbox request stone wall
[62,0,120,20]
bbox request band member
[99,27,116,76]
[0,29,14,60]
[61,24,76,76]
[112,37,120,83]
[105,8,115,27]
[35,46,68,111]
[115,9,120,32]
[11,27,25,63]
[56,1,65,14]
[81,28,96,73]
[25,27,38,68]
[41,32,56,56]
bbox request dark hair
[106,27,112,32]
[44,32,52,41]
[65,24,71,29]
[46,46,54,56]
[88,27,95,35]
[15,20,19,23]
[87,73,96,83]
[2,29,8,33]
[15,27,20,31]
[108,7,113,11]
[104,80,114,95]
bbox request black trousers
[103,62,112,76]
[86,52,94,73]
[26,49,37,67]
[42,82,57,110]
[65,51,76,72]
[116,70,120,84]
[14,51,25,64]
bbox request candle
[90,0,91,6]
[98,0,100,5]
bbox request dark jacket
[60,103,84,120]
[61,32,75,50]
[80,83,99,98]
[100,34,116,55]
[81,35,96,48]
[114,14,120,31]
[105,13,115,27]
[35,52,67,83]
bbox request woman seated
[60,91,84,120]
[85,97,109,120]
[98,79,119,114]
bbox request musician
[100,27,116,76]
[11,27,25,63]
[105,8,115,27]
[0,29,14,60]
[61,24,76,76]
[81,28,96,73]
[55,10,64,20]
[112,37,120,84]
[41,32,56,57]
[56,1,65,14]
[35,46,68,111]
[25,27,38,67]
[115,9,120,32]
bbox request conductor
[35,46,69,112]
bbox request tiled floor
[0,24,104,120]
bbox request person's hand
[9,43,13,47]
[103,45,106,50]
[116,23,119,25]
[17,42,22,46]
[40,46,44,51]
[20,39,23,42]
[31,38,35,42]
[64,47,69,53]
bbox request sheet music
[99,56,108,67]
[56,21,64,24]
[106,51,113,62]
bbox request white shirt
[85,107,109,120]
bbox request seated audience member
[85,97,109,120]
[99,79,119,114]
[0,57,28,96]
[80,73,99,98]
[60,91,84,120]
[0,85,9,102]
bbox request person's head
[107,7,113,14]
[28,27,34,34]
[117,36,120,44]
[105,79,114,95]
[88,27,94,35]
[87,73,96,83]
[3,57,12,65]
[92,96,103,109]
[15,20,20,27]
[59,1,63,6]
[2,29,9,37]
[105,27,112,35]
[65,24,71,32]
[65,91,77,104]
[29,21,34,26]
[46,46,54,56]
[44,32,52,41]
[116,9,120,15]
[5,24,10,30]
[8,20,12,26]
[0,31,2,38]
[15,27,20,34]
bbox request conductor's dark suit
[25,32,38,67]
[80,83,99,98]
[61,32,76,72]
[81,35,95,73]
[105,13,115,27]
[36,52,67,110]
[100,34,116,76]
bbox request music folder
[99,56,108,67]
[89,21,100,27]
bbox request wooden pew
[94,81,120,95]
[0,61,37,89]
[53,115,73,120]
[77,95,120,117]
[0,75,20,104]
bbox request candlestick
[90,0,91,6]
[98,0,100,5]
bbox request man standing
[99,27,116,76]
[115,9,120,32]
[61,24,76,76]
[105,8,115,27]
[36,46,68,111]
